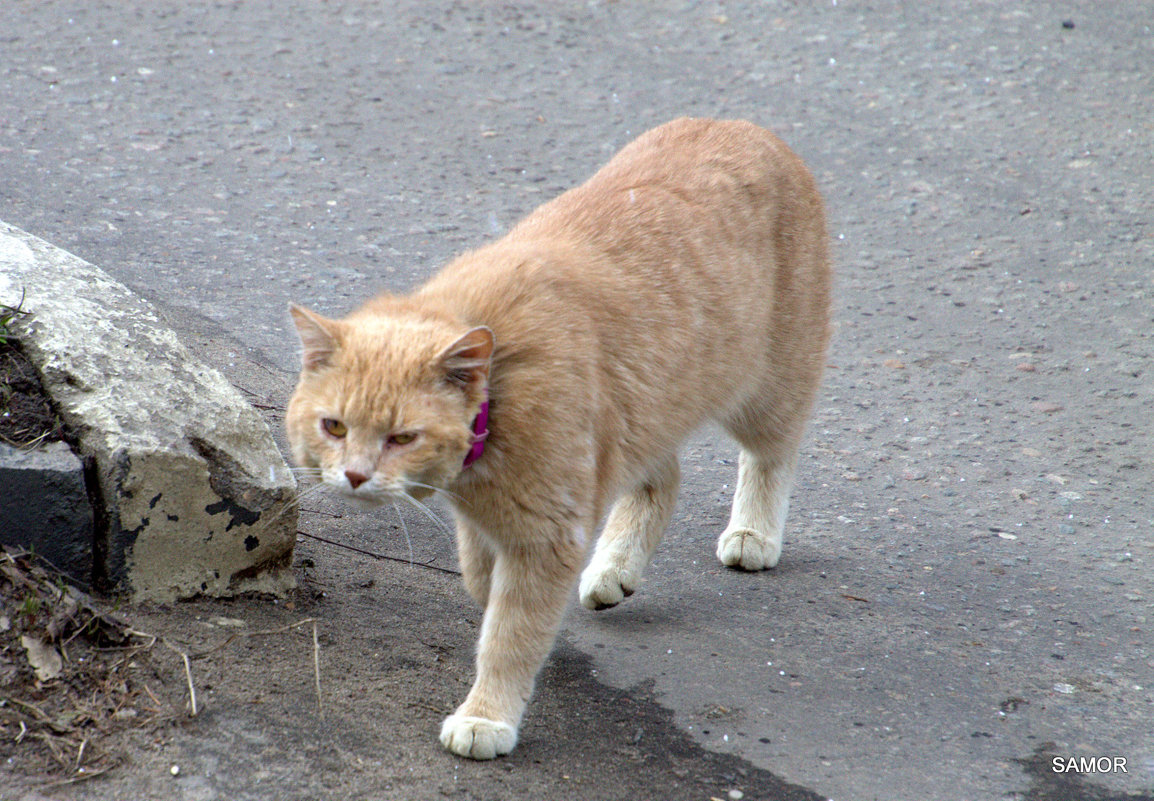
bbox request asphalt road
[2,2,1152,800]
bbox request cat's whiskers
[391,501,416,567]
[286,471,450,540]
[403,480,466,506]
[286,482,336,517]
[398,492,453,536]
[248,479,331,536]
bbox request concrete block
[0,441,94,584]
[0,221,297,601]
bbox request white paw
[717,527,781,571]
[439,714,518,760]
[579,554,639,610]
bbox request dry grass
[0,548,185,786]
[0,547,326,789]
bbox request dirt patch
[1016,744,1154,801]
[0,538,834,801]
[0,304,63,448]
[0,548,185,790]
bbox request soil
[1,547,826,801]
[0,340,63,449]
[0,549,185,786]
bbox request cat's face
[285,304,492,506]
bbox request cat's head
[285,303,493,506]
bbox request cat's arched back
[287,117,831,760]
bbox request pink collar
[463,391,489,468]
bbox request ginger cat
[286,117,831,759]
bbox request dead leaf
[21,635,63,681]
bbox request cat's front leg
[440,531,583,759]
[455,519,495,608]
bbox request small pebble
[170,765,181,777]
[729,791,745,800]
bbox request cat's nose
[345,470,370,489]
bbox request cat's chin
[336,486,434,508]
[340,491,388,510]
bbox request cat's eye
[388,432,417,446]
[321,418,348,438]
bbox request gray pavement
[2,2,1152,800]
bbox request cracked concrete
[0,221,297,601]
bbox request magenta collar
[463,391,490,468]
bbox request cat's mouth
[342,489,388,510]
[332,477,436,507]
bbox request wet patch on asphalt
[1016,743,1154,801]
[488,641,829,801]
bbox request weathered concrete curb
[0,440,94,582]
[0,221,297,601]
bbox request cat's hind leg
[717,398,813,571]
[579,454,679,610]
[716,448,796,570]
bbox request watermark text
[1051,756,1127,774]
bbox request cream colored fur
[285,117,831,760]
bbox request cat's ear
[438,326,494,389]
[289,304,340,371]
